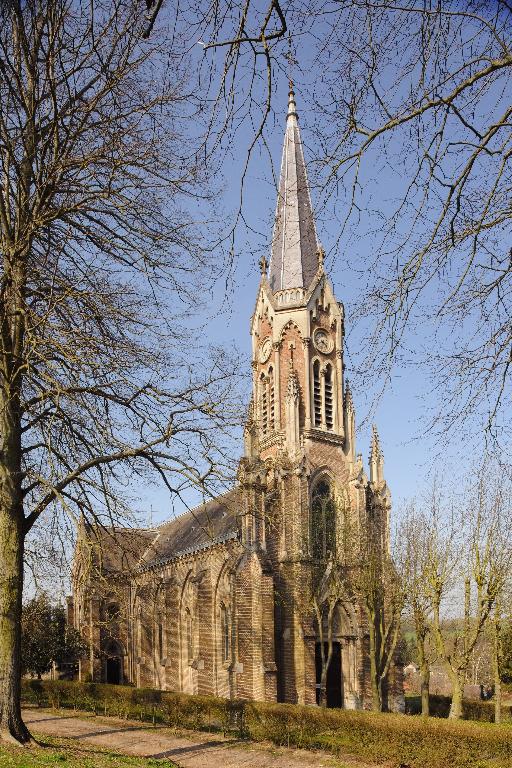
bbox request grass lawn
[0,735,178,768]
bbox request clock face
[259,337,272,363]
[313,328,334,354]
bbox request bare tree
[490,577,512,723]
[398,504,436,716]
[421,470,512,719]
[308,555,349,708]
[357,516,404,712]
[0,0,240,744]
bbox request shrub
[21,679,512,768]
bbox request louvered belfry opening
[269,367,275,431]
[324,364,333,430]
[313,360,322,427]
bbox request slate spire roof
[268,85,320,293]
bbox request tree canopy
[21,595,86,680]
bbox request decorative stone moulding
[259,432,284,451]
[275,288,306,307]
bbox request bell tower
[246,85,354,467]
[239,85,393,708]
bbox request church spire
[268,85,320,293]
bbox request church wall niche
[258,310,273,341]
[196,558,214,696]
[152,581,167,690]
[162,571,180,692]
[179,570,199,695]
[214,558,234,699]
[212,560,235,698]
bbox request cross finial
[286,31,293,82]
[285,33,298,121]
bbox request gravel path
[23,708,376,768]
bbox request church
[71,87,403,711]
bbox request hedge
[404,693,512,722]
[22,680,237,733]
[22,679,512,768]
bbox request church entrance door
[106,656,121,685]
[315,642,343,707]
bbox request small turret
[343,380,356,463]
[369,424,385,485]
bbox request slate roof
[83,524,157,574]
[268,87,319,293]
[81,489,241,576]
[140,489,241,570]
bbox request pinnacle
[370,424,383,460]
[286,363,300,400]
[345,380,354,409]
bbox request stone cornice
[303,428,344,446]
[259,431,285,452]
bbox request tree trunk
[0,361,29,743]
[0,510,30,743]
[414,624,430,717]
[319,667,328,707]
[492,605,502,725]
[448,674,464,719]
[420,665,430,717]
[494,676,502,724]
[368,614,382,711]
[417,634,430,716]
[318,638,333,708]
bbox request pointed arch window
[324,365,333,430]
[220,604,230,662]
[186,608,193,662]
[311,480,336,560]
[158,622,164,660]
[260,373,268,436]
[313,360,321,427]
[136,614,142,657]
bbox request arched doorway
[105,641,123,684]
[106,656,121,684]
[315,642,343,707]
